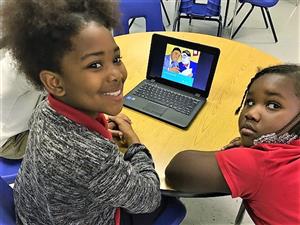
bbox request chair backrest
[0,176,16,225]
[0,157,22,184]
[179,0,193,14]
[207,0,221,15]
[152,197,186,225]
[179,0,221,16]
[114,0,165,36]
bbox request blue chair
[153,197,186,225]
[227,0,279,42]
[0,176,16,225]
[173,0,222,37]
[114,0,165,36]
[0,157,22,184]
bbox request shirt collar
[48,94,112,140]
[291,139,300,146]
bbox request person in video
[163,47,181,73]
[179,50,198,77]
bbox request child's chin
[106,108,123,116]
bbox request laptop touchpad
[143,102,167,116]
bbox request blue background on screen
[161,69,194,87]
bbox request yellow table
[115,31,280,191]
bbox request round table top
[115,31,281,191]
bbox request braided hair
[0,0,120,90]
[236,64,300,144]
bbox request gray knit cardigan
[14,100,161,225]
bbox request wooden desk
[115,32,280,192]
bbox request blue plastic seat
[114,0,165,36]
[0,176,16,225]
[227,0,279,42]
[153,197,186,225]
[173,0,222,37]
[0,157,22,184]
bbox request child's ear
[39,70,66,97]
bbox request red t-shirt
[216,139,300,225]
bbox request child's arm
[165,150,231,194]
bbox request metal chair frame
[172,0,223,37]
[227,1,278,42]
[234,201,246,225]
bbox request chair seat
[0,157,22,184]
[0,177,16,225]
[240,0,279,8]
[229,0,279,42]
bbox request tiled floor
[130,0,299,224]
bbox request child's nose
[244,107,261,122]
[109,66,123,82]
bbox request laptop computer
[124,34,220,128]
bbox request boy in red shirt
[165,64,300,225]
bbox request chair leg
[128,18,135,30]
[227,3,245,27]
[217,17,223,36]
[265,7,278,42]
[232,5,254,39]
[217,23,222,37]
[177,18,181,31]
[234,202,246,225]
[260,7,268,28]
[160,0,171,26]
[223,0,230,27]
[173,16,179,31]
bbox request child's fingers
[109,129,123,138]
[107,121,117,130]
[117,113,132,124]
[108,114,132,125]
[229,137,241,144]
[222,137,242,150]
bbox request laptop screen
[146,34,220,97]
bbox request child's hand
[107,113,131,138]
[107,114,140,146]
[222,137,242,150]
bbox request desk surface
[114,32,280,191]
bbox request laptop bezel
[146,34,220,98]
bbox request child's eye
[114,56,122,64]
[88,62,102,69]
[244,99,254,107]
[267,102,281,110]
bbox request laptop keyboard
[133,83,200,115]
